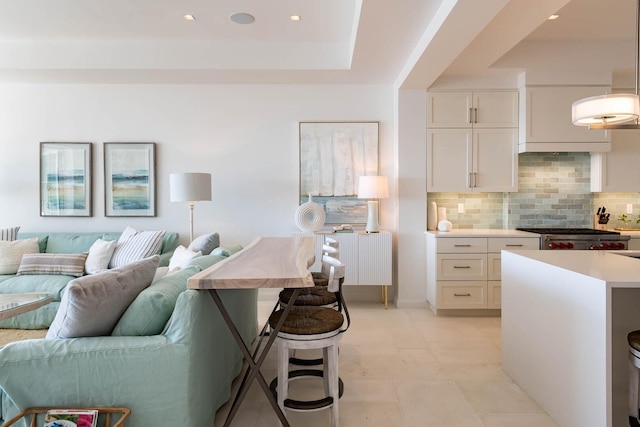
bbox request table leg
[210,288,301,427]
[380,285,388,309]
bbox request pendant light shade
[572,93,640,126]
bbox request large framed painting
[104,142,156,217]
[299,121,379,225]
[40,142,92,217]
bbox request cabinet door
[357,232,392,286]
[473,128,518,192]
[427,91,473,128]
[487,281,501,309]
[426,129,472,192]
[519,86,610,147]
[591,130,640,192]
[329,233,358,285]
[473,91,518,128]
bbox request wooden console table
[188,236,315,427]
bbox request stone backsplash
[427,152,640,230]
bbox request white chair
[269,255,349,427]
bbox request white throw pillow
[46,255,160,339]
[0,238,39,274]
[85,238,117,274]
[168,245,202,271]
[109,226,166,268]
[0,226,20,241]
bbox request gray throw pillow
[46,255,160,339]
[187,232,220,255]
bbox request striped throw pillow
[0,226,20,241]
[109,226,166,268]
[17,253,88,277]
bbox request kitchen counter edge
[425,229,539,238]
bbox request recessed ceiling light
[184,14,196,21]
[548,14,559,20]
[230,12,255,25]
[290,15,301,22]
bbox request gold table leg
[380,285,388,309]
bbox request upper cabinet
[591,130,640,192]
[518,86,611,153]
[427,91,518,129]
[426,90,518,193]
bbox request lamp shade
[572,93,640,126]
[170,173,212,202]
[357,176,389,199]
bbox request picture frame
[299,121,379,225]
[104,142,157,217]
[40,142,92,217]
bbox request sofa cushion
[186,254,228,271]
[0,226,19,241]
[187,232,220,255]
[17,253,88,277]
[109,227,166,268]
[0,275,75,300]
[45,233,103,254]
[168,245,202,271]
[46,255,160,339]
[85,238,117,274]
[112,266,197,337]
[0,238,39,274]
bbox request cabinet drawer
[488,281,501,309]
[438,281,487,309]
[488,237,539,252]
[437,238,487,253]
[437,254,487,280]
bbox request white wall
[0,83,395,244]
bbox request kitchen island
[502,250,640,427]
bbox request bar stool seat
[279,287,337,307]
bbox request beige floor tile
[339,379,399,403]
[394,380,484,427]
[428,341,502,364]
[456,380,544,414]
[478,413,562,427]
[404,361,511,382]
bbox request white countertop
[425,229,539,238]
[505,250,640,286]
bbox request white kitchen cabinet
[591,130,640,192]
[427,91,518,128]
[425,232,538,313]
[426,127,518,192]
[294,231,392,308]
[518,85,611,152]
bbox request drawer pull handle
[454,293,472,297]
[453,266,471,269]
[505,244,523,247]
[453,244,471,247]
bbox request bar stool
[629,330,640,424]
[269,255,349,427]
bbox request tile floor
[215,301,561,427]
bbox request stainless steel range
[516,227,630,250]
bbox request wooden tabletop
[187,236,316,290]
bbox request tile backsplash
[427,152,640,230]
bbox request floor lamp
[357,176,389,233]
[170,173,212,242]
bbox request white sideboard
[293,231,393,308]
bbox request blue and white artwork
[299,122,378,224]
[105,143,156,217]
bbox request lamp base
[365,200,380,233]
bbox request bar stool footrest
[270,369,344,411]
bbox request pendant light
[572,0,640,129]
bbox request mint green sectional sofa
[0,232,180,329]
[0,250,259,427]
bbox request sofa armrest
[0,336,189,424]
